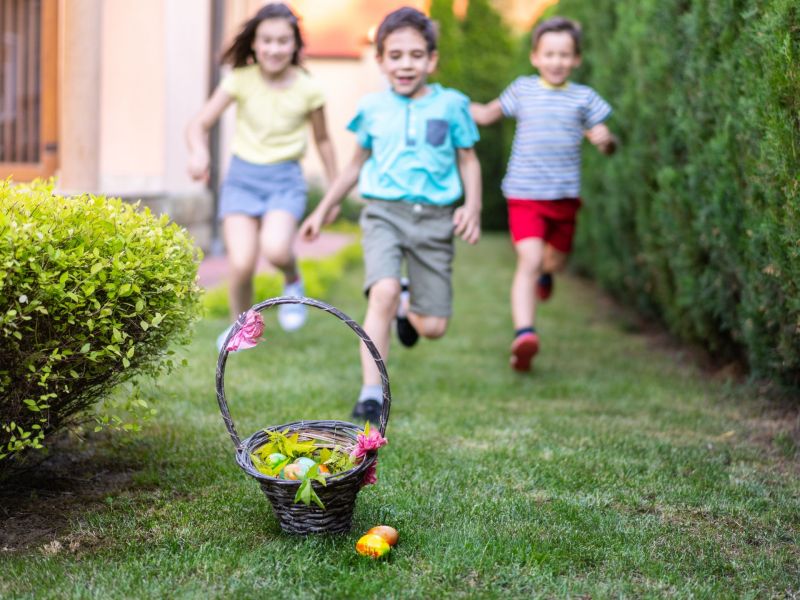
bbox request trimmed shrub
[556,0,800,387]
[203,237,363,319]
[0,181,203,465]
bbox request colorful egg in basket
[215,296,391,534]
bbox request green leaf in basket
[251,451,292,478]
[293,465,327,509]
[251,453,272,476]
[325,448,355,474]
[253,439,276,460]
[285,433,316,458]
[265,429,316,459]
[315,448,334,466]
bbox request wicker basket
[215,296,391,534]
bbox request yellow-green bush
[557,0,800,387]
[0,181,203,465]
[203,238,362,319]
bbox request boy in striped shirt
[472,16,617,372]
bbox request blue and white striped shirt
[499,76,612,200]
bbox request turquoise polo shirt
[347,83,479,206]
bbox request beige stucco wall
[59,0,210,198]
[164,0,212,195]
[99,0,165,194]
[98,0,210,197]
[58,0,102,194]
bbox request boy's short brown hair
[375,6,437,55]
[532,16,582,55]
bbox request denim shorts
[218,155,307,221]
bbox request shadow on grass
[0,432,146,553]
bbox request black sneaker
[351,399,382,426]
[396,277,419,347]
[396,316,419,347]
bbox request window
[0,0,57,180]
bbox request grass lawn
[1,234,798,599]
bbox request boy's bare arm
[470,99,504,127]
[585,123,618,155]
[300,146,370,241]
[453,147,482,245]
[309,107,338,184]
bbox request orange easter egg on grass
[367,525,399,546]
[318,464,330,475]
[355,534,391,559]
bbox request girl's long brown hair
[221,3,304,68]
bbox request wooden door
[0,0,57,181]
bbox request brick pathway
[197,231,356,288]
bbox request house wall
[58,1,211,246]
[98,0,165,194]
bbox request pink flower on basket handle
[361,459,378,487]
[225,310,265,352]
[351,425,388,460]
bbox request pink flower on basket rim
[351,427,388,460]
[226,310,265,352]
[361,459,378,487]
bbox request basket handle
[215,296,391,449]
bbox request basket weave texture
[215,296,391,534]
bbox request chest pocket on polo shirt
[425,119,449,147]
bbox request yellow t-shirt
[221,65,325,164]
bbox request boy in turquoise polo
[301,7,482,424]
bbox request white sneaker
[216,324,234,353]
[278,279,307,331]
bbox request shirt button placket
[407,104,416,146]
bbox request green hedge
[0,181,203,465]
[430,0,520,230]
[555,0,800,386]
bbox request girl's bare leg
[258,210,299,280]
[223,215,260,319]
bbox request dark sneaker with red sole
[536,273,553,301]
[510,332,540,372]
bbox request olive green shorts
[359,200,455,318]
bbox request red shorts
[507,198,582,252]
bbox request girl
[187,3,337,349]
